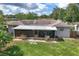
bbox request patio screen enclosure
[14,30,55,38]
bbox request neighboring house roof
[6,19,70,27]
[71,22,79,25]
[68,22,79,27]
[13,25,57,30]
[54,22,71,27]
[74,23,79,27]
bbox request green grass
[13,39,79,56]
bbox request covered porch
[13,25,57,40]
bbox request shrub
[4,45,24,56]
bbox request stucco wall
[76,25,79,31]
[76,28,79,35]
[8,25,17,34]
[55,27,70,38]
[74,24,79,31]
[8,25,70,38]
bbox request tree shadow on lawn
[56,38,64,42]
[0,45,24,56]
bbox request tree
[0,10,3,15]
[39,15,49,18]
[50,8,66,21]
[15,13,26,19]
[0,31,12,47]
[25,13,38,19]
[0,11,12,51]
[58,8,66,21]
[50,8,60,20]
[4,15,16,18]
[64,4,79,22]
[15,13,38,20]
[4,45,23,56]
[50,3,79,22]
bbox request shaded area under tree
[0,45,24,56]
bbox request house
[67,22,79,38]
[73,22,79,31]
[6,19,71,39]
[72,22,79,37]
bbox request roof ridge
[33,20,36,24]
[48,20,62,26]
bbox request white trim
[13,25,57,30]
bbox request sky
[0,3,69,16]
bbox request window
[59,28,64,31]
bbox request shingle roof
[6,21,23,25]
[54,22,70,27]
[6,19,70,27]
[22,20,34,25]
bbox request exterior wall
[74,25,77,31]
[74,24,79,31]
[55,27,70,38]
[8,25,17,34]
[76,26,79,31]
[14,28,70,38]
[75,26,79,35]
[74,25,79,35]
[8,25,70,38]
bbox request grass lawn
[13,39,79,56]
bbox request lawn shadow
[56,38,64,42]
[0,45,24,56]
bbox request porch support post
[33,30,35,37]
[13,29,15,38]
[35,30,38,39]
[38,30,39,37]
[54,30,56,40]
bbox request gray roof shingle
[6,19,70,27]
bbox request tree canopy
[50,8,66,20]
[50,3,79,22]
[0,10,12,50]
[3,3,79,22]
[15,13,38,20]
[64,4,79,22]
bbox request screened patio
[13,25,57,39]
